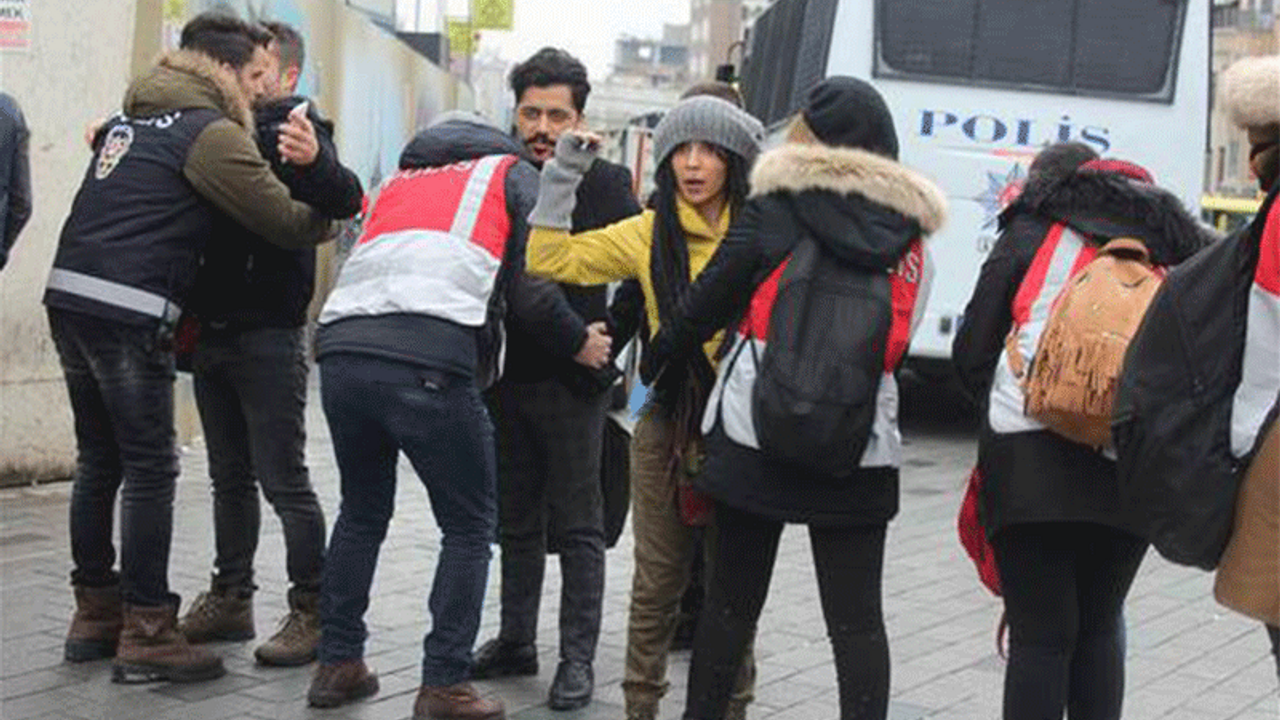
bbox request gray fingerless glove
[528,134,596,230]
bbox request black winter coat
[501,158,641,394]
[649,143,947,526]
[953,168,1215,539]
[1113,180,1279,569]
[0,93,30,271]
[191,96,363,329]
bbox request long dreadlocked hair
[649,145,752,330]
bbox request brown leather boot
[254,588,319,667]
[307,659,379,708]
[178,588,254,643]
[112,603,226,683]
[413,683,505,719]
[65,584,123,662]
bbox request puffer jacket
[647,142,947,526]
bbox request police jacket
[0,93,31,271]
[315,116,590,380]
[646,142,946,526]
[953,166,1214,539]
[44,50,328,328]
[190,96,363,330]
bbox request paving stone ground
[2,377,1277,720]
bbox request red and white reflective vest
[319,154,518,328]
[1232,198,1280,458]
[702,239,933,469]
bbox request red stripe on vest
[469,158,517,258]
[1257,198,1280,296]
[886,238,926,371]
[1012,222,1068,326]
[356,157,515,259]
[740,260,788,339]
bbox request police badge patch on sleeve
[95,125,134,180]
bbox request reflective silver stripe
[449,155,505,240]
[47,268,181,323]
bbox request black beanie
[802,76,899,159]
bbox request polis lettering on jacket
[918,110,1110,153]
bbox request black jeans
[192,327,324,595]
[993,523,1148,720]
[684,501,889,720]
[489,378,608,663]
[48,308,178,607]
[317,354,497,686]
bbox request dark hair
[681,81,743,108]
[262,20,305,72]
[649,145,750,330]
[1017,141,1100,211]
[180,12,273,69]
[509,47,590,113]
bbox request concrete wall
[0,0,468,483]
[0,0,146,484]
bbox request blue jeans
[317,354,497,686]
[48,308,179,608]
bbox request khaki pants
[624,410,755,717]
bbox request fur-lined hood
[125,50,252,129]
[1028,169,1217,267]
[1219,55,1280,130]
[749,142,948,234]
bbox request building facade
[1209,0,1278,198]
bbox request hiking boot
[413,683,505,719]
[548,660,593,711]
[254,588,319,667]
[469,638,536,679]
[112,602,226,684]
[178,588,254,643]
[65,584,123,662]
[624,702,658,720]
[307,659,380,708]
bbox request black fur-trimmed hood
[1017,170,1217,266]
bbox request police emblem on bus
[95,125,134,180]
[976,165,1027,229]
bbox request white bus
[740,0,1209,374]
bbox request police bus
[739,0,1209,374]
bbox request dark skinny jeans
[48,308,179,608]
[683,501,890,720]
[993,523,1147,720]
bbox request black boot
[470,638,537,679]
[548,659,593,711]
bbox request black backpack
[752,236,892,478]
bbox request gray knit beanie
[652,96,765,169]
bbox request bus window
[876,0,1185,102]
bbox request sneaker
[254,588,319,667]
[178,588,254,644]
[469,638,537,679]
[413,682,505,719]
[307,659,379,708]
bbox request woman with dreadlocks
[526,95,764,720]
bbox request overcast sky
[471,0,691,81]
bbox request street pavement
[2,376,1277,720]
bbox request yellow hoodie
[527,198,729,362]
